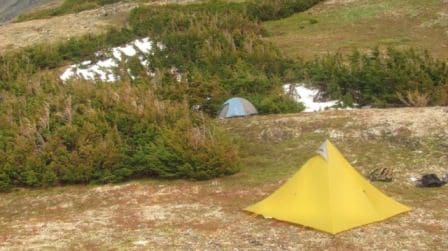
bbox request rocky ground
[1,107,447,250]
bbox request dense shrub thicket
[0,77,240,191]
[1,0,322,191]
[304,48,448,107]
[129,1,304,114]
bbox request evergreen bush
[304,48,448,107]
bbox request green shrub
[0,74,241,191]
[251,94,305,114]
[0,172,11,191]
[16,0,122,21]
[247,0,322,21]
[304,48,448,107]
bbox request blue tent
[218,97,258,118]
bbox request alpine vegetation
[0,0,325,191]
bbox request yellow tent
[245,140,410,234]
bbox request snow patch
[134,37,153,54]
[60,37,181,83]
[284,84,340,112]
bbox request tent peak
[316,140,330,160]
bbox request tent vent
[316,141,329,161]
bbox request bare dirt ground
[0,0,196,53]
[0,0,58,23]
[1,107,447,250]
[0,1,133,53]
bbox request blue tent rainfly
[218,97,258,118]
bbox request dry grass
[263,0,448,59]
[0,0,197,53]
[0,1,132,53]
[1,107,448,249]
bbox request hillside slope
[3,0,447,56]
[0,0,195,52]
[264,0,448,59]
[1,107,447,249]
[0,0,57,23]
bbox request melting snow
[112,44,138,61]
[60,37,177,83]
[135,37,153,54]
[284,84,340,112]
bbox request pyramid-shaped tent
[245,140,410,234]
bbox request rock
[249,239,263,246]
[368,168,393,182]
[417,174,447,187]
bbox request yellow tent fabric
[245,140,410,234]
